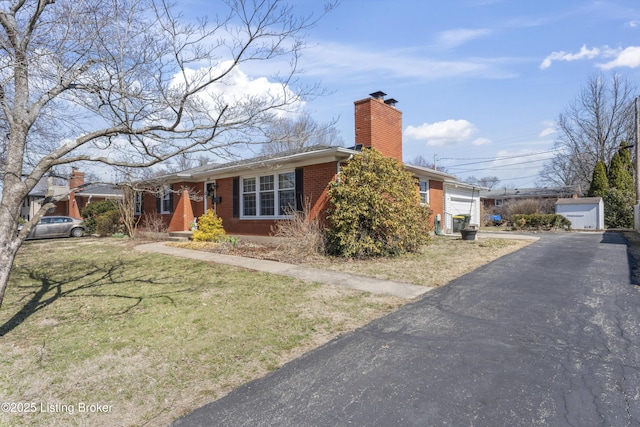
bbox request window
[260,175,274,216]
[419,180,429,204]
[241,172,296,218]
[134,192,142,216]
[242,177,256,216]
[278,172,295,215]
[494,199,503,207]
[161,187,172,214]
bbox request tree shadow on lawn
[1,258,196,337]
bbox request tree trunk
[0,229,22,311]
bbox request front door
[205,182,217,214]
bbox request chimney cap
[369,91,387,99]
[384,98,398,106]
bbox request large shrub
[81,200,118,235]
[192,209,227,242]
[604,188,634,229]
[326,149,432,258]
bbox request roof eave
[187,146,355,180]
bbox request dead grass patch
[0,239,400,427]
[173,235,532,287]
[309,236,531,286]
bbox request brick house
[137,92,481,235]
[480,186,580,213]
[22,168,122,221]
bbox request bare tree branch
[0,0,337,310]
[539,73,636,188]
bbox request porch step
[168,231,193,241]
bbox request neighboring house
[480,186,580,211]
[555,197,604,230]
[21,169,122,220]
[137,92,481,235]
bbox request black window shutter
[232,177,239,218]
[156,192,161,213]
[169,185,174,212]
[295,168,304,211]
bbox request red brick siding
[354,97,402,161]
[47,201,68,216]
[211,162,338,236]
[303,162,338,226]
[428,180,444,226]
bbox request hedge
[511,214,571,230]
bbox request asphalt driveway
[172,232,640,427]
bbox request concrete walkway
[135,241,430,299]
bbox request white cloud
[597,46,640,70]
[540,45,601,69]
[404,119,478,147]
[436,28,493,48]
[302,41,516,81]
[472,137,491,146]
[538,120,556,137]
[539,127,555,137]
[626,20,640,28]
[172,61,304,118]
[540,44,640,71]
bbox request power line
[440,148,560,168]
[449,157,550,173]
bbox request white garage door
[444,187,479,233]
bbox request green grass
[0,239,401,427]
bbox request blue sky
[185,0,640,188]
[296,0,640,187]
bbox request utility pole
[636,97,640,205]
[635,97,640,230]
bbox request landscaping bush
[326,148,432,258]
[192,209,227,242]
[95,209,122,236]
[604,187,634,229]
[272,201,325,258]
[81,200,118,235]
[511,213,571,230]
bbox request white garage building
[555,197,604,230]
[443,181,482,234]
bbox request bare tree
[407,155,448,172]
[260,112,343,154]
[539,73,636,188]
[464,175,500,189]
[160,153,212,174]
[0,0,335,310]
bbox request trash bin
[452,214,471,233]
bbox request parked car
[20,216,85,240]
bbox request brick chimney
[70,168,85,189]
[68,168,85,219]
[354,91,402,161]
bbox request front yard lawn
[0,235,531,427]
[0,239,402,427]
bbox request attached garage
[443,182,481,234]
[555,197,604,230]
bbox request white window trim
[160,187,172,214]
[240,171,296,219]
[134,192,142,216]
[419,179,430,205]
